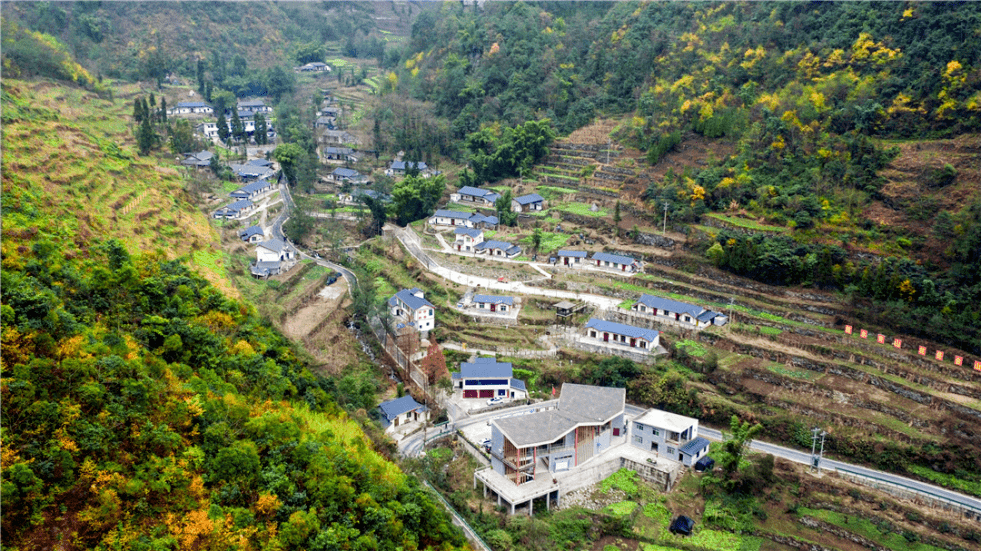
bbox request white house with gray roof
[489,384,627,486]
[452,186,500,207]
[630,409,710,468]
[583,319,659,353]
[453,227,484,252]
[556,250,587,267]
[472,294,515,314]
[476,240,522,258]
[630,294,728,328]
[511,193,544,212]
[591,252,639,272]
[388,288,435,335]
[378,395,427,430]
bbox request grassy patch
[555,203,608,217]
[536,185,578,200]
[905,465,981,498]
[600,468,639,495]
[676,339,707,358]
[798,508,945,551]
[705,213,788,233]
[518,231,570,253]
[765,363,819,381]
[605,500,638,517]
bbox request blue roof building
[591,252,638,270]
[456,357,527,401]
[631,294,727,328]
[584,318,659,352]
[388,288,436,334]
[378,395,427,429]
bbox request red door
[491,304,496,312]
[630,338,636,347]
[564,257,569,266]
[464,390,477,398]
[603,333,609,342]
[479,389,494,398]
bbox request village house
[388,288,436,335]
[321,146,358,163]
[630,409,710,467]
[453,357,527,400]
[229,178,273,201]
[229,162,276,182]
[489,384,626,485]
[511,193,545,212]
[630,294,728,328]
[429,210,499,229]
[378,395,427,430]
[385,160,429,177]
[319,129,360,146]
[556,250,587,267]
[212,199,255,219]
[250,238,295,278]
[327,167,368,185]
[296,61,331,73]
[236,99,272,114]
[239,225,264,243]
[591,251,640,272]
[180,150,213,169]
[472,294,515,314]
[583,318,659,352]
[452,186,500,207]
[476,240,522,258]
[453,227,484,252]
[168,101,213,116]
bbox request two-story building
[181,150,213,169]
[388,288,436,335]
[511,193,545,212]
[630,294,728,328]
[237,99,272,114]
[250,238,295,278]
[452,186,500,207]
[453,357,527,400]
[583,319,659,352]
[489,384,626,485]
[630,409,710,467]
[591,252,640,272]
[453,228,484,252]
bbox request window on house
[653,429,660,436]
[635,423,644,431]
[633,436,643,444]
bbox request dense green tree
[254,113,267,145]
[265,65,296,102]
[230,109,245,143]
[159,96,167,123]
[391,174,446,226]
[494,189,518,227]
[720,415,763,486]
[273,143,304,186]
[216,111,229,143]
[136,116,155,155]
[169,119,194,154]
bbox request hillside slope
[0,75,466,550]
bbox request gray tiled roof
[592,251,637,265]
[679,436,710,456]
[514,193,544,205]
[634,294,705,317]
[378,395,424,421]
[473,294,514,306]
[585,318,659,342]
[494,383,624,447]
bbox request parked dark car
[669,515,695,536]
[694,456,715,473]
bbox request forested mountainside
[0,69,463,551]
[394,1,981,354]
[2,1,416,84]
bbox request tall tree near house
[720,415,763,488]
[531,227,543,254]
[495,189,518,227]
[160,97,167,123]
[216,111,229,143]
[273,143,304,186]
[420,342,449,387]
[231,109,245,143]
[169,119,194,154]
[254,114,267,145]
[196,57,206,93]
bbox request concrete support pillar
[497,494,501,506]
[546,493,550,511]
[483,483,487,498]
[510,501,514,515]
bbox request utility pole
[606,139,611,165]
[810,427,827,474]
[728,297,734,333]
[662,201,669,236]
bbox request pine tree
[137,117,155,155]
[254,114,267,145]
[216,111,229,143]
[160,97,167,123]
[133,97,145,122]
[231,110,245,143]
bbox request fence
[422,480,493,551]
[834,466,981,522]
